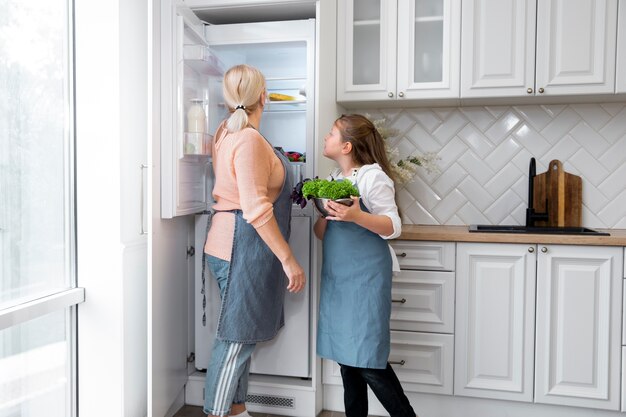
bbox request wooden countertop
[398,225,626,246]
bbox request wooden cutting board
[532,160,582,227]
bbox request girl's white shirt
[328,163,401,273]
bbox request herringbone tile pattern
[360,103,626,228]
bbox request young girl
[315,114,417,417]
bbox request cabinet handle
[398,92,404,98]
[528,247,535,253]
[541,247,547,253]
[527,87,533,94]
[140,164,148,235]
[392,298,407,304]
[538,87,545,94]
[395,252,407,257]
[388,92,394,98]
[389,360,406,366]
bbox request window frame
[0,0,84,415]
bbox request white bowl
[313,197,354,217]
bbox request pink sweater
[204,123,285,261]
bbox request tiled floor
[173,407,341,417]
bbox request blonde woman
[202,64,306,417]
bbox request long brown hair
[335,114,395,180]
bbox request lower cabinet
[389,241,456,395]
[456,242,623,411]
[323,330,454,395]
[455,243,537,402]
[534,245,622,410]
[622,347,626,412]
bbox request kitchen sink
[468,224,610,236]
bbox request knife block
[532,160,582,227]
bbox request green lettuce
[301,178,359,200]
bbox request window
[0,0,84,415]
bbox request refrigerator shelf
[183,45,224,76]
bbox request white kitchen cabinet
[389,331,454,395]
[323,330,454,395]
[391,240,455,271]
[337,0,460,102]
[623,280,626,346]
[535,245,622,411]
[455,243,537,402]
[456,242,624,410]
[390,269,455,333]
[388,241,456,395]
[461,0,618,98]
[622,347,626,412]
[617,1,626,93]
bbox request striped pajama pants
[202,255,257,416]
[203,339,256,416]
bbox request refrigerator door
[161,3,223,218]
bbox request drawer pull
[395,252,407,257]
[392,298,407,304]
[389,360,406,366]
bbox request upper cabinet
[461,0,618,98]
[337,0,461,102]
[617,0,626,93]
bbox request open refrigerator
[196,19,316,379]
[160,7,316,380]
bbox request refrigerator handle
[140,164,148,235]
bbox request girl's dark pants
[340,363,416,417]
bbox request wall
[352,103,626,229]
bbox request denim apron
[317,200,392,369]
[214,132,293,344]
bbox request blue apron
[213,130,293,344]
[316,200,392,369]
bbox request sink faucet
[526,157,549,227]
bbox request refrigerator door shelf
[183,132,212,156]
[183,45,224,76]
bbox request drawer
[388,331,454,395]
[321,332,454,396]
[390,241,455,271]
[390,270,455,334]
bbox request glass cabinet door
[397,0,460,99]
[337,0,397,101]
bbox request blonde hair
[222,64,266,132]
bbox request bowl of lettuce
[292,178,360,217]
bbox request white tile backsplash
[350,103,626,228]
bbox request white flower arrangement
[369,115,441,186]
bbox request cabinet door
[535,245,622,410]
[617,1,626,93]
[455,243,536,402]
[535,0,618,96]
[337,0,398,101]
[460,0,537,98]
[397,0,460,99]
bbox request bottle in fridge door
[193,19,316,379]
